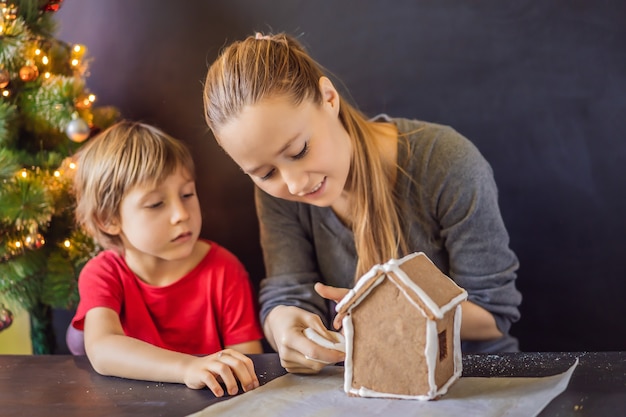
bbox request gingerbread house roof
[337,252,467,320]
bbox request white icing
[390,253,467,319]
[425,320,438,397]
[303,355,334,365]
[350,387,437,401]
[453,304,463,375]
[337,252,467,400]
[342,315,355,394]
[335,265,383,313]
[336,252,468,319]
[303,327,345,352]
[338,273,386,315]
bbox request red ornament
[0,304,13,332]
[42,0,64,12]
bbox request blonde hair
[203,33,407,279]
[73,120,196,253]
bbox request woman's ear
[319,76,340,116]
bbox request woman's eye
[182,192,195,199]
[292,142,309,160]
[260,169,275,181]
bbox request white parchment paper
[188,359,578,417]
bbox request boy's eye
[292,141,309,160]
[182,192,195,199]
[146,201,163,209]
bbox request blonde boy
[68,121,262,397]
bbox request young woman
[203,32,522,373]
[68,121,263,396]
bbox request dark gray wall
[56,0,626,352]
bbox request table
[0,352,624,417]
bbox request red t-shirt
[71,240,263,355]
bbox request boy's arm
[84,307,260,396]
[225,340,263,354]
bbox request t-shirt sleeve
[71,252,124,331]
[216,249,264,347]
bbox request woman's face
[215,78,352,207]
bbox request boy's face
[111,167,202,266]
[215,78,352,208]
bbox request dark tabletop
[0,352,623,417]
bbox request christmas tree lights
[0,0,119,353]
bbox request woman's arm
[460,300,503,340]
[255,188,348,372]
[424,125,522,342]
[255,188,330,326]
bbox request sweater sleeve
[254,187,330,327]
[425,126,522,335]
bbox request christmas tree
[0,0,119,353]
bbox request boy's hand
[182,349,259,397]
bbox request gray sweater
[256,116,522,353]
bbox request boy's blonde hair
[73,120,196,253]
[203,33,408,279]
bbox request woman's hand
[314,282,350,330]
[182,349,259,397]
[263,305,345,374]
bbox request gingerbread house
[335,252,467,400]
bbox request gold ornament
[0,69,9,88]
[19,64,39,82]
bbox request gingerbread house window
[438,330,447,361]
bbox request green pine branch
[18,76,85,151]
[0,18,31,74]
[0,169,54,228]
[0,101,20,147]
[0,0,121,353]
[0,249,46,311]
[15,1,58,37]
